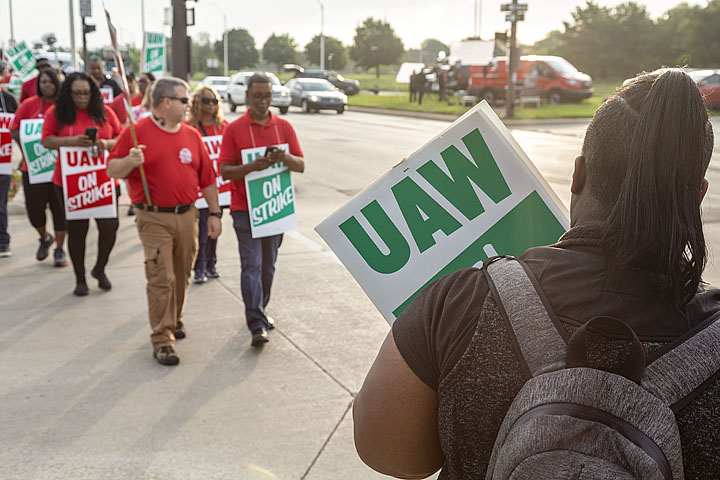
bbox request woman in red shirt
[186,85,228,284]
[10,68,68,267]
[42,72,121,296]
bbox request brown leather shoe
[174,320,186,339]
[153,345,180,366]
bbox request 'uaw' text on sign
[241,143,298,239]
[196,135,231,209]
[19,119,56,184]
[60,147,117,220]
[316,101,569,324]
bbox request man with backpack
[352,69,720,479]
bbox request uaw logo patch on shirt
[179,147,193,164]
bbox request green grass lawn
[349,80,625,119]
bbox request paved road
[2,107,720,479]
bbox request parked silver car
[226,71,291,114]
[285,78,347,114]
[200,75,230,98]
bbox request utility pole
[79,0,95,71]
[317,0,325,70]
[8,0,15,46]
[501,1,527,118]
[171,0,193,80]
[69,0,77,69]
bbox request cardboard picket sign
[6,41,37,81]
[0,113,14,175]
[19,119,56,184]
[142,32,166,78]
[195,135,231,209]
[315,101,569,324]
[60,147,117,220]
[240,143,297,238]
[100,87,114,104]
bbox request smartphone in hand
[85,127,98,142]
[264,145,278,156]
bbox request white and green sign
[142,32,165,78]
[19,119,55,184]
[241,143,297,238]
[315,101,569,324]
[0,77,23,98]
[6,41,37,81]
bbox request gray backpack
[483,256,720,480]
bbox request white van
[226,71,291,114]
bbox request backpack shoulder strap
[641,314,720,410]
[484,256,569,378]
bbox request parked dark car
[284,64,360,95]
[285,78,347,113]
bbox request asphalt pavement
[3,106,720,479]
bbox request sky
[1,0,709,54]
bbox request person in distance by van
[353,69,720,479]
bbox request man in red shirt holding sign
[108,77,222,366]
[219,73,305,347]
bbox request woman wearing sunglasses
[41,72,122,296]
[187,85,228,284]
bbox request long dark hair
[55,72,106,126]
[583,69,713,306]
[35,68,60,100]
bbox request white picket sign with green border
[142,32,165,78]
[19,119,56,184]
[315,101,570,324]
[6,41,37,81]
[241,143,297,238]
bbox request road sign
[506,13,525,21]
[79,0,92,17]
[501,3,528,12]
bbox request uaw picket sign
[100,87,114,104]
[0,113,14,175]
[196,135,231,209]
[60,147,117,220]
[6,41,37,81]
[315,101,569,324]
[19,119,56,184]
[143,32,166,78]
[240,143,297,238]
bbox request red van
[468,55,593,104]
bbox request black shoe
[174,320,186,339]
[191,271,207,284]
[0,245,11,258]
[267,316,275,330]
[205,267,220,279]
[36,234,54,261]
[74,280,89,296]
[127,206,135,216]
[153,345,180,366]
[251,328,269,346]
[91,267,112,290]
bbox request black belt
[133,203,193,214]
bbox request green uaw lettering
[392,177,462,253]
[339,200,411,274]
[417,128,511,221]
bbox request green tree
[215,28,258,70]
[350,18,404,79]
[262,33,298,71]
[192,32,221,75]
[420,38,450,58]
[304,35,348,70]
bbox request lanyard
[247,122,281,149]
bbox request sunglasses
[201,97,219,105]
[166,96,190,104]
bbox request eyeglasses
[250,93,273,101]
[201,97,219,105]
[165,96,190,104]
[71,90,91,97]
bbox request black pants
[54,185,119,282]
[22,171,66,231]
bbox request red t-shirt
[109,95,129,125]
[130,92,143,107]
[10,96,55,172]
[20,78,37,103]
[218,112,303,211]
[42,105,122,186]
[108,117,216,206]
[191,119,228,137]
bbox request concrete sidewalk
[0,199,407,479]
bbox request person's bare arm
[42,134,93,150]
[107,145,145,179]
[201,183,222,239]
[220,157,269,181]
[268,149,304,173]
[353,330,445,479]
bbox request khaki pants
[136,207,198,348]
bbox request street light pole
[501,0,527,118]
[8,0,15,46]
[207,2,228,76]
[316,0,324,70]
[69,0,78,69]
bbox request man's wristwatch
[209,211,222,218]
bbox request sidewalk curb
[347,105,593,127]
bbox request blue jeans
[193,208,218,275]
[0,175,10,247]
[231,210,283,333]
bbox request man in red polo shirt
[107,77,222,366]
[219,73,305,347]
